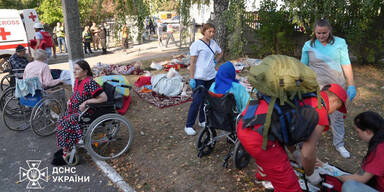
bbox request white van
[0,9,39,59]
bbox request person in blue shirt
[301,18,356,159]
[209,61,250,113]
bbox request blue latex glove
[189,79,196,89]
[347,85,356,101]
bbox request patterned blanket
[133,85,192,108]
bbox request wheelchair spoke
[86,114,133,160]
[30,98,61,137]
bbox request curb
[92,156,135,192]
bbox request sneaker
[184,127,196,136]
[336,146,350,158]
[198,121,206,127]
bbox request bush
[253,0,298,57]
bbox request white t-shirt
[190,39,222,80]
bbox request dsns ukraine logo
[19,160,49,189]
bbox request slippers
[51,149,67,166]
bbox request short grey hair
[32,49,47,62]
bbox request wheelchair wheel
[85,113,134,160]
[64,153,80,166]
[233,140,251,170]
[30,98,63,137]
[0,86,15,110]
[196,128,217,158]
[0,74,12,91]
[2,97,31,131]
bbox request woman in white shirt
[185,23,223,136]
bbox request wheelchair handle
[78,105,91,122]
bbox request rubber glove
[189,79,196,89]
[347,85,356,101]
[306,169,322,185]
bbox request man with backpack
[237,55,348,191]
[33,22,56,60]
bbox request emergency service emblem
[19,160,49,189]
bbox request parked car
[162,15,180,24]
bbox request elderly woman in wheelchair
[23,49,63,88]
[52,60,107,165]
[52,60,134,166]
[196,61,251,169]
[2,49,65,133]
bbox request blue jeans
[185,79,215,127]
[342,180,378,192]
[57,37,67,53]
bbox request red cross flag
[28,12,37,22]
[23,9,40,41]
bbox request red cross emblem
[0,28,11,40]
[29,12,37,22]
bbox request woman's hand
[79,100,88,112]
[315,159,324,167]
[67,100,70,107]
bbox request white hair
[32,49,47,62]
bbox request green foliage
[37,0,97,26]
[179,0,191,46]
[113,0,150,43]
[0,0,41,9]
[37,0,63,25]
[254,0,296,57]
[223,0,246,59]
[149,0,179,12]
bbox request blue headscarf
[214,61,239,94]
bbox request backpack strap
[243,100,259,120]
[242,100,267,128]
[262,96,276,150]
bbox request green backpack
[247,55,321,149]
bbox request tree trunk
[62,0,83,87]
[212,0,229,61]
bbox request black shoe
[51,149,67,166]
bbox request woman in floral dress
[52,60,107,165]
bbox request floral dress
[57,77,103,148]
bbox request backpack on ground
[243,55,322,149]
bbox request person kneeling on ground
[209,61,250,113]
[52,60,108,166]
[237,83,347,192]
[335,111,384,192]
[23,49,62,88]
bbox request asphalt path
[0,93,118,192]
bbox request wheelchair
[195,86,251,169]
[0,57,26,91]
[64,81,134,166]
[2,78,65,137]
[0,68,24,109]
